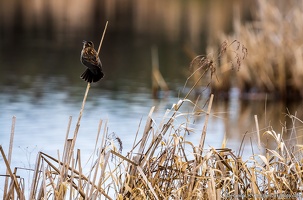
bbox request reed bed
[207,0,303,100]
[2,94,303,199]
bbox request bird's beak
[82,40,87,44]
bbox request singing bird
[80,41,104,83]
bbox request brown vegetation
[2,101,303,199]
[208,0,303,100]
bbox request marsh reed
[208,0,303,100]
[151,46,169,99]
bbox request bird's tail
[80,69,104,83]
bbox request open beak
[82,40,87,44]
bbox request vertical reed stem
[199,94,214,155]
[3,116,16,199]
[254,115,261,149]
[97,21,108,56]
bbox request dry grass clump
[2,96,303,199]
[117,110,303,199]
[208,0,303,100]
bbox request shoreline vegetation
[207,0,303,100]
[1,35,303,199]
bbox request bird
[80,40,104,83]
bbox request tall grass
[208,0,303,100]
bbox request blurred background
[1,0,303,187]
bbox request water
[0,81,224,159]
[0,79,257,166]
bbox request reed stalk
[3,116,16,199]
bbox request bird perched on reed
[80,40,104,83]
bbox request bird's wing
[82,48,102,68]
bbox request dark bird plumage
[80,41,104,83]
